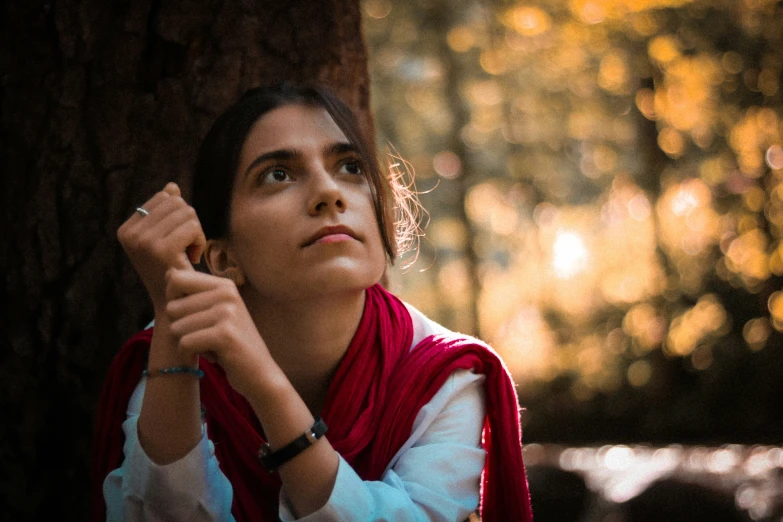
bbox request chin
[311,265,384,294]
[275,261,386,301]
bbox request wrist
[149,319,198,368]
[258,417,328,472]
[241,364,292,412]
[153,306,170,325]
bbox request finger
[171,252,193,272]
[169,306,220,340]
[122,204,200,267]
[187,228,207,264]
[166,285,230,321]
[166,268,235,302]
[163,182,181,197]
[143,187,177,211]
[178,328,222,359]
[137,184,181,215]
[142,198,206,265]
[143,194,191,225]
[137,204,198,247]
[122,186,181,228]
[120,192,170,232]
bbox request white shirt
[103,304,487,521]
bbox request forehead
[240,104,349,160]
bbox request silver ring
[135,207,149,217]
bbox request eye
[259,167,293,184]
[340,159,363,176]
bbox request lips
[302,225,359,247]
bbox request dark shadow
[527,465,591,522]
[621,478,749,522]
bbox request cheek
[368,220,389,271]
[228,207,278,265]
[366,197,391,259]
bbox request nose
[307,167,346,216]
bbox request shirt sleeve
[104,369,485,522]
[278,369,487,522]
[102,378,235,522]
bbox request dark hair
[192,83,399,261]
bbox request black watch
[258,417,328,473]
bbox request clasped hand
[165,267,270,396]
[117,182,269,397]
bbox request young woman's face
[225,103,387,301]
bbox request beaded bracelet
[142,366,204,379]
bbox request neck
[242,287,368,415]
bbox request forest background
[1,0,782,520]
[367,0,783,446]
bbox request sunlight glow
[666,294,728,357]
[767,145,783,170]
[552,231,589,278]
[505,6,552,36]
[376,0,781,410]
[363,0,392,19]
[545,443,783,518]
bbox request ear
[204,239,246,286]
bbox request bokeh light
[365,0,783,479]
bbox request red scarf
[91,284,532,521]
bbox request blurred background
[362,0,783,520]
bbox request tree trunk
[0,0,371,519]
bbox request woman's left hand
[164,267,280,397]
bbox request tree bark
[0,0,371,519]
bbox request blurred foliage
[363,0,783,443]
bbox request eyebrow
[326,142,360,157]
[242,141,360,180]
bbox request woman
[91,84,532,522]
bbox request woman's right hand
[117,182,207,313]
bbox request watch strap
[258,417,328,473]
